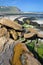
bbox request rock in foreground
[0,18,42,65]
[0,37,41,65]
[11,42,41,65]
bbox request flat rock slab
[24,33,36,38]
[0,18,22,31]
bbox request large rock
[24,33,36,39]
[0,37,15,65]
[0,38,41,65]
[11,42,41,65]
[0,18,22,31]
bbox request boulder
[24,33,36,39]
[11,42,41,65]
[0,18,22,31]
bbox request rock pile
[0,18,41,65]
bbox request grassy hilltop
[0,6,22,14]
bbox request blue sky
[0,0,43,12]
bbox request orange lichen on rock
[11,42,29,65]
[11,42,41,65]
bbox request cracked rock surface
[0,36,15,65]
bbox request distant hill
[0,6,22,15]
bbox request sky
[0,0,43,12]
